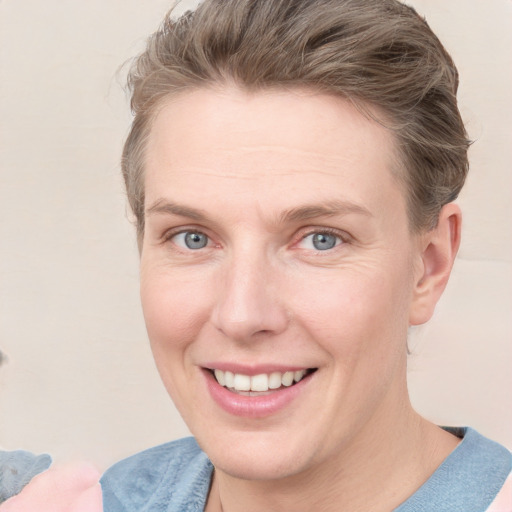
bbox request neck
[206,392,459,512]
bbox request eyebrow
[145,198,372,224]
[278,200,372,223]
[146,199,209,221]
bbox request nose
[211,252,289,342]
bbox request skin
[140,87,461,512]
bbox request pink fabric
[0,462,102,512]
[486,473,512,512]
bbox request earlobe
[409,203,462,326]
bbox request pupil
[185,232,207,249]
[313,233,336,250]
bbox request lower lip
[203,369,313,418]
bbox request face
[140,87,424,481]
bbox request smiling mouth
[210,368,317,395]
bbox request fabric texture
[486,473,512,512]
[102,437,212,512]
[101,427,512,512]
[0,450,52,504]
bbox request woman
[99,0,511,511]
[1,4,507,510]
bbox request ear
[409,203,462,326]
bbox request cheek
[289,266,412,362]
[139,268,212,418]
[140,266,211,357]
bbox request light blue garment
[0,450,52,503]
[101,427,512,512]
[102,437,212,512]
[395,427,511,512]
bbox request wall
[0,0,510,470]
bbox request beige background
[0,0,511,471]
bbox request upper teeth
[213,369,308,392]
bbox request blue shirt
[101,427,512,512]
[0,450,52,503]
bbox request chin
[195,428,316,481]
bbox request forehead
[144,87,405,218]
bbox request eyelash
[162,228,213,249]
[295,227,347,252]
[161,226,349,253]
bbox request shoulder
[395,427,512,512]
[0,450,52,503]
[101,437,213,512]
[101,437,204,484]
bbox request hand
[0,461,102,512]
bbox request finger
[0,462,101,511]
[30,461,100,494]
[69,482,103,512]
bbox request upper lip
[202,362,315,376]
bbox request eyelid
[293,226,350,250]
[159,224,349,251]
[160,226,217,252]
[161,225,208,242]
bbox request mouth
[203,365,318,417]
[209,368,317,395]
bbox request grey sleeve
[0,450,52,503]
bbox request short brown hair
[122,0,470,240]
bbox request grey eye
[174,231,209,250]
[185,232,208,249]
[308,232,339,250]
[312,233,337,250]
[298,232,342,251]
